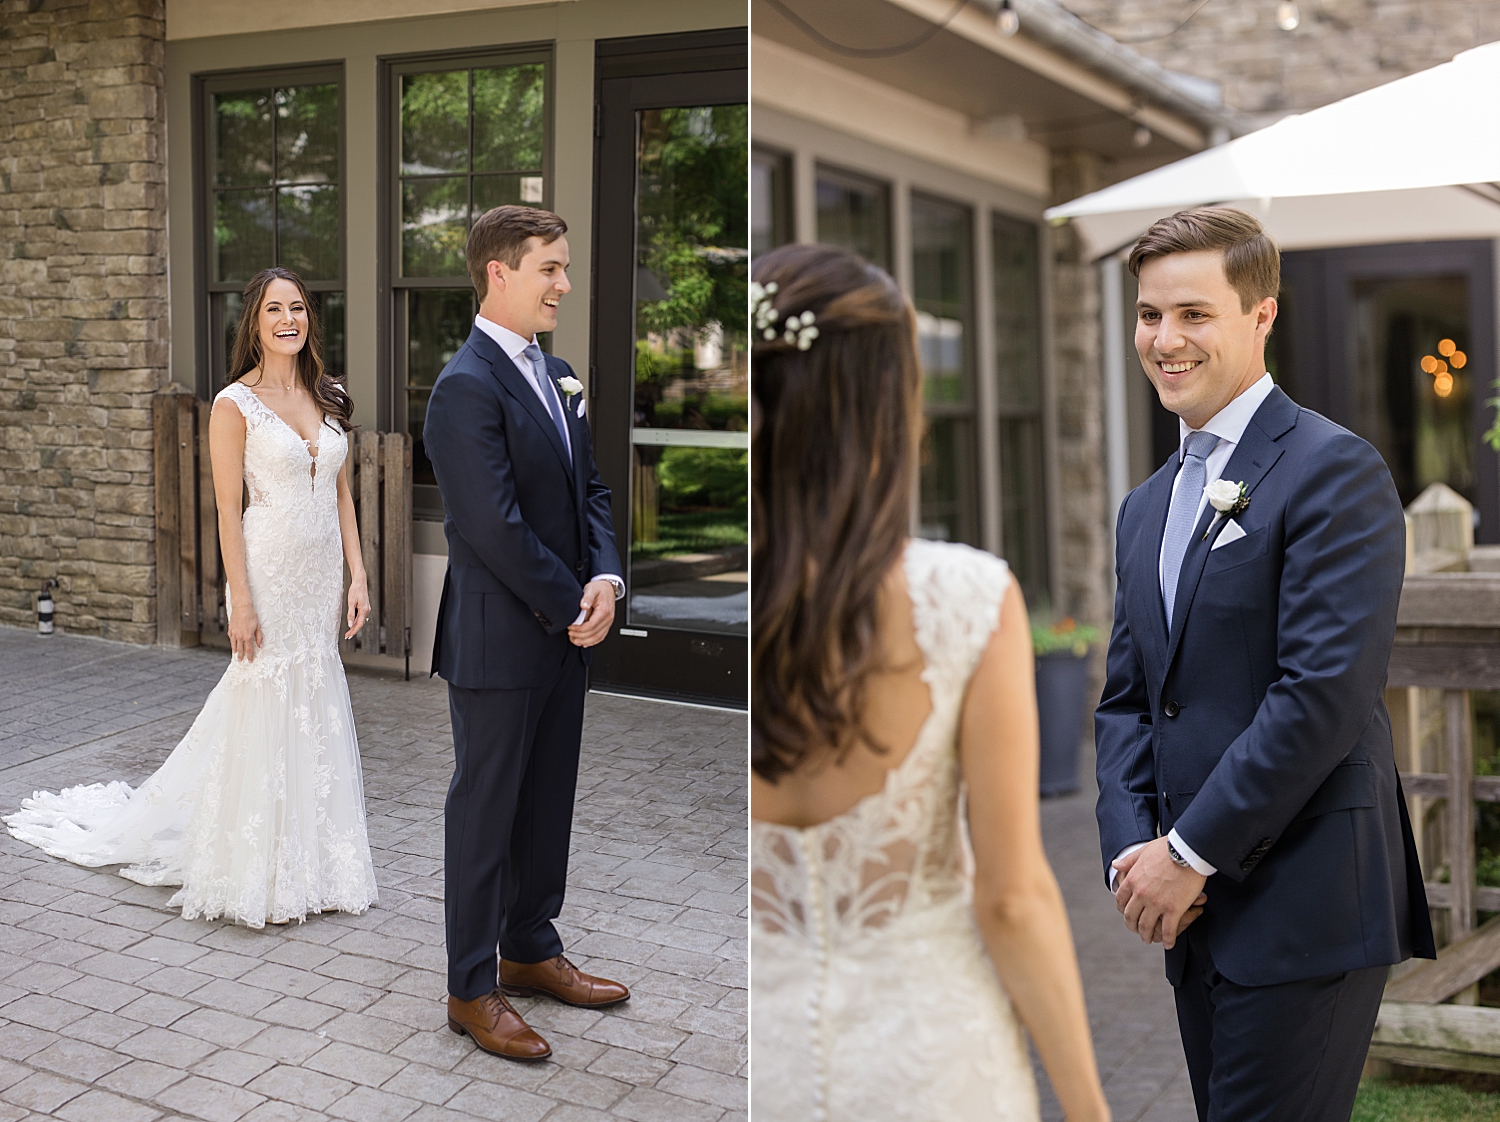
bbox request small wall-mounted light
[37,580,56,635]
[997,0,1020,37]
[1132,124,1153,148]
[1276,0,1300,30]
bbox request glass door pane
[912,193,979,545]
[1352,275,1474,507]
[629,105,748,637]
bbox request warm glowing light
[1435,360,1449,375]
[1452,351,1467,369]
[1276,0,1300,31]
[1421,355,1438,374]
[1439,338,1457,357]
[1435,372,1454,397]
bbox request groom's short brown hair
[467,205,568,298]
[1128,207,1279,313]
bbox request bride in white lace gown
[5,268,379,927]
[750,246,1109,1122]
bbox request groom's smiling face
[483,234,572,341]
[1135,249,1277,431]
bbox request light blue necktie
[1161,429,1219,630]
[523,342,570,454]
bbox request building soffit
[753,0,1219,165]
[753,35,1050,198]
[166,0,579,41]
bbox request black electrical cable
[1066,0,1218,45]
[762,0,973,59]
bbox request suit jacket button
[1164,701,1180,718]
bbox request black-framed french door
[1275,240,1499,541]
[590,30,747,708]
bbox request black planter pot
[1036,649,1091,797]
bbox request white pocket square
[575,397,586,418]
[1211,518,1247,550]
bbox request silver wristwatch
[1166,840,1192,870]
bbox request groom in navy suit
[425,206,629,1062]
[1096,207,1433,1121]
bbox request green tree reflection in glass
[629,104,749,636]
[473,65,545,173]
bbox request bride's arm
[960,580,1110,1122]
[208,399,261,661]
[334,445,370,640]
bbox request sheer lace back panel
[752,539,1011,945]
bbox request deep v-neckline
[241,383,325,471]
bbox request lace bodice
[216,381,346,518]
[215,381,348,665]
[752,538,1011,946]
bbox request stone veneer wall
[1049,149,1110,677]
[1060,0,1500,123]
[0,0,169,643]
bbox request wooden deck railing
[1372,571,1500,1072]
[152,385,413,670]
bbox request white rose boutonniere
[1203,479,1250,538]
[557,376,584,398]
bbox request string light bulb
[997,0,1020,37]
[1132,124,1153,148]
[1276,0,1300,30]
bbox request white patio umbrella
[1046,40,1500,259]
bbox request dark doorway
[1277,241,1497,540]
[589,30,747,708]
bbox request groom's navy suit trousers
[1096,387,1434,1122]
[425,326,621,1002]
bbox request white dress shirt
[472,315,624,602]
[1113,373,1276,889]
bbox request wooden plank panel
[1399,574,1500,628]
[175,397,198,639]
[1402,772,1500,803]
[1374,1001,1500,1056]
[197,400,221,634]
[383,433,409,657]
[1449,689,1475,939]
[358,431,381,654]
[1400,772,1449,799]
[1387,644,1500,690]
[1367,1042,1500,1074]
[153,393,181,647]
[1384,914,1500,1004]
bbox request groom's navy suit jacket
[1096,386,1434,988]
[425,325,621,690]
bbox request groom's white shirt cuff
[1109,830,1217,891]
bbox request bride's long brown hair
[752,244,923,783]
[228,267,353,432]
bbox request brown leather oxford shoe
[499,954,630,1008]
[447,989,551,1061]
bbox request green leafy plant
[1031,615,1101,658]
[1485,378,1500,452]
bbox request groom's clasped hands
[567,579,617,648]
[1112,838,1208,949]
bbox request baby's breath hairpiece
[751,281,820,351]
